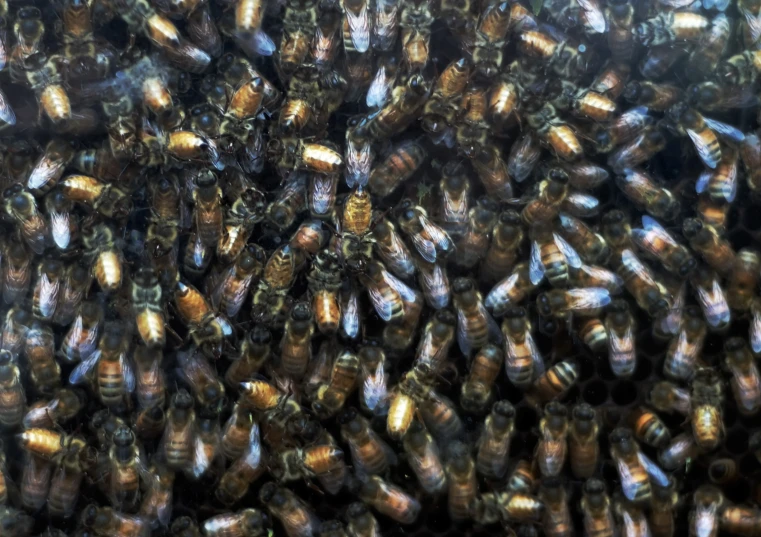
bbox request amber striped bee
[211,244,265,318]
[535,402,568,478]
[526,359,580,407]
[217,422,265,504]
[82,224,123,293]
[59,302,102,364]
[609,428,651,503]
[399,0,432,72]
[279,302,314,380]
[630,407,671,449]
[259,483,319,535]
[682,218,735,276]
[727,248,761,312]
[311,349,360,419]
[351,474,421,525]
[0,350,24,429]
[339,407,395,476]
[581,479,615,537]
[476,400,515,480]
[131,267,165,349]
[368,140,427,199]
[403,421,446,494]
[452,277,501,355]
[525,102,583,162]
[502,308,544,389]
[460,344,502,413]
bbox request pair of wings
[529,232,583,285]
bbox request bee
[132,345,165,413]
[554,215,607,267]
[521,169,569,226]
[311,349,360,419]
[217,191,266,265]
[690,368,724,451]
[630,407,671,449]
[351,75,430,142]
[445,441,477,521]
[79,504,149,537]
[690,265,731,332]
[190,171,223,248]
[25,321,61,395]
[159,389,195,472]
[203,509,267,537]
[25,139,74,196]
[45,190,79,256]
[577,317,608,353]
[526,359,580,406]
[569,403,599,479]
[0,350,24,429]
[399,0,433,72]
[721,505,761,536]
[412,310,456,375]
[470,1,511,78]
[614,498,652,537]
[608,128,668,173]
[604,0,634,62]
[265,173,306,230]
[30,258,63,322]
[21,453,52,511]
[372,217,415,280]
[22,388,85,430]
[220,403,255,461]
[504,134,540,184]
[19,428,85,463]
[107,426,144,510]
[251,244,298,328]
[724,337,761,415]
[359,260,421,324]
[535,402,568,478]
[667,102,745,170]
[481,210,523,283]
[470,144,514,201]
[3,186,48,255]
[396,200,452,263]
[353,475,421,525]
[368,140,427,199]
[387,365,434,439]
[682,218,735,276]
[529,224,582,287]
[592,106,653,155]
[339,407,395,476]
[688,14,731,82]
[357,344,389,417]
[539,478,572,537]
[696,194,730,235]
[476,400,515,480]
[614,169,680,221]
[372,0,399,51]
[609,428,651,503]
[398,420,446,495]
[751,297,761,355]
[422,57,472,136]
[22,53,73,126]
[537,287,612,320]
[727,249,761,311]
[581,479,615,537]
[502,308,544,389]
[130,267,165,349]
[225,328,271,391]
[212,244,266,319]
[635,11,709,46]
[615,249,670,316]
[345,503,380,537]
[695,148,739,207]
[176,349,225,408]
[60,302,102,365]
[604,299,636,379]
[460,344,502,413]
[259,483,318,537]
[452,277,501,355]
[280,302,314,380]
[216,423,265,505]
[650,381,691,416]
[82,224,123,293]
[138,463,175,527]
[688,485,723,537]
[525,102,583,162]
[454,197,497,270]
[741,134,761,198]
[342,0,371,56]
[658,433,698,472]
[471,490,545,526]
[271,444,345,486]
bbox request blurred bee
[727,249,761,311]
[311,349,360,419]
[529,224,582,287]
[368,140,427,199]
[476,400,515,480]
[604,0,634,62]
[0,350,24,429]
[79,504,150,537]
[581,479,615,537]
[108,426,144,510]
[259,483,318,536]
[271,444,344,485]
[23,388,85,429]
[556,214,608,266]
[280,302,314,380]
[21,453,52,511]
[372,217,415,280]
[470,144,514,202]
[721,505,761,536]
[45,190,78,256]
[176,349,224,409]
[608,128,667,173]
[650,381,691,416]
[690,368,724,451]
[535,402,568,477]
[360,260,421,324]
[614,498,651,537]
[525,102,583,162]
[445,441,477,521]
[339,407,395,476]
[216,423,265,504]
[461,344,502,413]
[609,428,651,503]
[605,299,636,379]
[634,11,709,46]
[592,106,652,154]
[502,308,544,389]
[171,516,200,537]
[351,75,430,142]
[658,433,698,472]
[518,27,596,79]
[741,134,761,199]
[508,133,541,182]
[694,148,739,209]
[666,102,745,170]
[452,277,501,355]
[59,302,102,363]
[724,337,761,416]
[707,458,737,485]
[569,403,599,479]
[133,346,165,415]
[372,0,399,51]
[191,171,223,248]
[82,224,123,292]
[399,420,446,495]
[414,255,450,310]
[1,307,31,357]
[345,502,380,537]
[399,0,432,72]
[356,344,388,417]
[537,288,612,320]
[696,194,730,235]
[521,169,569,226]
[3,186,48,255]
[351,475,421,525]
[682,218,735,276]
[211,244,266,319]
[471,1,511,78]
[25,321,61,395]
[526,359,580,407]
[539,478,572,537]
[454,198,497,270]
[615,169,680,221]
[689,485,723,537]
[265,173,306,230]
[160,390,195,472]
[615,249,671,317]
[687,14,730,82]
[481,210,523,283]
[140,462,175,528]
[203,509,267,537]
[217,188,266,264]
[690,265,730,331]
[630,407,671,449]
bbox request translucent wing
[639,215,680,250]
[696,279,730,329]
[346,139,372,187]
[609,323,634,355]
[743,10,761,44]
[311,175,336,215]
[456,309,472,356]
[567,288,611,311]
[341,285,360,338]
[345,2,371,52]
[50,211,72,250]
[704,117,746,143]
[751,307,761,354]
[529,240,545,285]
[637,451,670,487]
[363,361,388,415]
[121,353,136,393]
[243,422,262,467]
[578,0,606,33]
[695,170,710,194]
[235,28,275,56]
[420,215,453,253]
[69,350,100,385]
[23,398,58,429]
[191,434,211,479]
[687,128,720,169]
[553,232,582,269]
[622,249,658,288]
[28,159,62,191]
[366,283,398,321]
[410,233,437,263]
[564,192,600,215]
[38,272,60,318]
[385,269,419,303]
[658,284,685,337]
[614,456,641,502]
[485,272,520,313]
[525,331,545,376]
[366,65,393,109]
[0,88,15,126]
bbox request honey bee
[470,144,514,201]
[604,299,636,379]
[615,249,671,316]
[688,485,723,537]
[26,139,74,195]
[396,200,452,263]
[265,173,306,231]
[216,423,265,505]
[386,365,433,439]
[353,474,422,525]
[191,171,222,248]
[22,388,85,430]
[535,402,568,478]
[635,11,709,46]
[609,428,652,503]
[130,346,164,412]
[577,317,608,353]
[259,483,318,536]
[476,400,515,480]
[397,420,446,495]
[359,260,421,324]
[311,349,360,419]
[0,350,24,429]
[159,389,195,472]
[271,444,345,487]
[460,344,502,413]
[727,249,761,312]
[107,425,145,510]
[252,244,298,328]
[355,344,387,417]
[569,403,599,479]
[481,210,523,283]
[25,321,61,395]
[649,381,691,416]
[608,128,668,173]
[82,224,123,293]
[130,267,165,349]
[372,217,415,280]
[658,433,697,471]
[471,490,544,526]
[614,169,680,221]
[226,330,270,394]
[529,223,582,287]
[21,453,52,511]
[339,407,395,476]
[629,406,671,449]
[3,186,48,255]
[720,505,761,536]
[581,479,615,537]
[687,14,730,82]
[690,368,724,451]
[690,265,731,332]
[30,258,63,322]
[399,0,432,72]
[682,218,735,276]
[176,349,225,408]
[507,133,541,182]
[539,478,572,537]
[352,75,430,142]
[203,509,267,537]
[502,308,544,389]
[79,504,149,537]
[724,337,761,415]
[306,252,342,336]
[452,277,501,355]
[367,140,427,199]
[614,497,652,537]
[280,302,314,380]
[520,169,568,225]
[220,403,254,462]
[526,359,580,406]
[525,102,583,162]
[592,106,653,155]
[213,244,266,318]
[58,302,101,364]
[537,287,612,319]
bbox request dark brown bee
[476,400,515,480]
[368,140,427,199]
[608,128,667,173]
[225,327,271,390]
[525,102,583,162]
[634,11,709,46]
[177,349,225,408]
[724,337,761,416]
[259,483,318,535]
[667,102,745,170]
[615,171,680,224]
[569,403,599,479]
[203,509,267,537]
[401,420,446,494]
[352,475,421,525]
[48,432,87,519]
[25,321,61,395]
[352,75,430,142]
[217,422,265,504]
[79,503,149,537]
[690,264,731,332]
[3,186,48,255]
[211,244,265,318]
[0,350,24,429]
[82,224,123,293]
[53,262,92,327]
[460,344,502,413]
[191,171,223,248]
[23,388,85,429]
[727,248,761,312]
[682,218,735,275]
[581,479,615,537]
[339,407,395,476]
[446,441,477,521]
[540,478,572,537]
[399,0,432,72]
[21,453,52,511]
[688,485,722,537]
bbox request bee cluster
[4,0,761,535]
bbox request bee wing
[38,272,60,319]
[22,398,58,429]
[609,322,634,355]
[49,211,72,250]
[553,232,582,269]
[410,232,438,263]
[341,285,360,338]
[363,361,388,415]
[234,28,275,56]
[563,192,600,216]
[366,282,398,322]
[456,309,473,356]
[716,159,738,203]
[525,331,545,376]
[751,307,761,354]
[345,1,370,53]
[0,87,15,126]
[637,451,670,488]
[635,215,680,253]
[366,65,392,109]
[373,0,399,49]
[121,353,136,393]
[743,10,761,44]
[577,0,606,33]
[69,350,101,385]
[419,263,449,309]
[420,216,452,253]
[704,117,746,143]
[567,288,611,311]
[385,269,419,304]
[696,279,730,329]
[312,174,337,216]
[529,240,545,285]
[28,159,63,191]
[687,129,720,169]
[242,422,262,467]
[191,433,211,479]
[614,456,641,503]
[621,249,658,289]
[695,170,710,195]
[346,140,372,188]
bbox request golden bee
[271,444,345,484]
[280,302,314,380]
[259,483,318,536]
[526,359,580,407]
[460,343,503,413]
[353,474,421,525]
[581,478,616,537]
[339,407,395,476]
[535,402,569,478]
[386,365,434,439]
[471,489,544,526]
[629,407,671,449]
[211,243,266,318]
[476,400,515,480]
[525,102,583,162]
[216,423,265,504]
